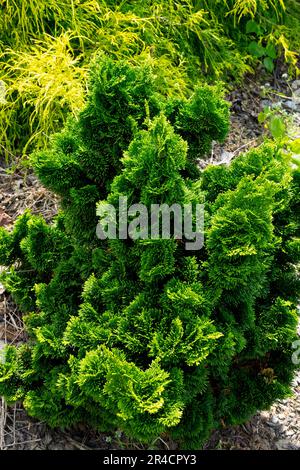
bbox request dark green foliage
[0,59,299,449]
[78,59,163,183]
[166,86,230,163]
[29,57,229,242]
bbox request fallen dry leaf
[0,209,12,226]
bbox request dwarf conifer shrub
[0,58,299,449]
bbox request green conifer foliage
[0,59,299,449]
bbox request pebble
[283,100,298,111]
[261,99,272,108]
[267,421,278,428]
[292,80,300,90]
[275,439,299,450]
[293,97,300,105]
[219,150,234,164]
[293,88,300,97]
[271,416,279,425]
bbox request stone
[275,439,299,450]
[261,99,272,109]
[271,416,279,425]
[283,100,298,111]
[220,150,234,164]
[291,80,300,90]
[293,88,300,97]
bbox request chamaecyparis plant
[0,57,299,449]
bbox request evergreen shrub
[0,58,299,448]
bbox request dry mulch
[0,166,57,224]
[0,65,300,450]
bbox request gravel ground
[0,65,299,450]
